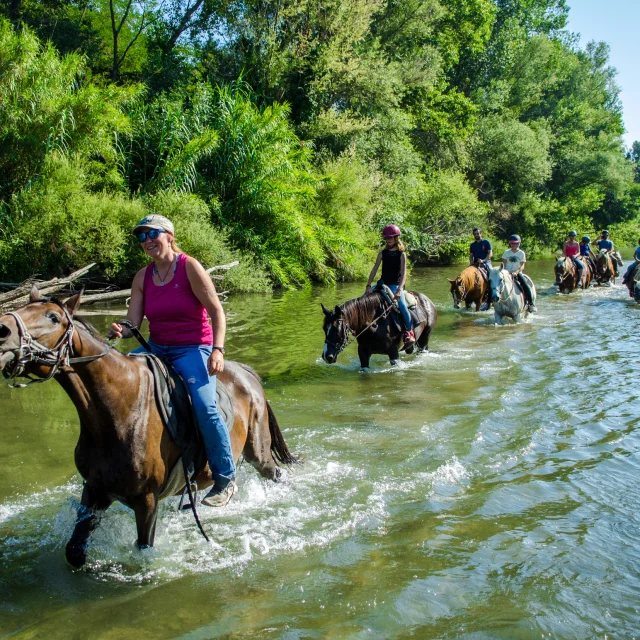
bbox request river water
[1,259,639,639]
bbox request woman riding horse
[365,225,415,347]
[501,235,536,312]
[108,215,236,508]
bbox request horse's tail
[267,401,299,465]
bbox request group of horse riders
[558,229,624,287]
[467,228,537,312]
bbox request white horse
[488,265,537,324]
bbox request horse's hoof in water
[405,345,414,355]
[65,542,87,568]
[390,360,398,366]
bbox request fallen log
[0,264,96,307]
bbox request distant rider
[579,236,597,278]
[365,224,415,347]
[469,227,493,306]
[501,235,537,312]
[595,230,619,277]
[622,237,640,295]
[561,230,584,286]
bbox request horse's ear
[321,303,330,316]
[334,305,342,317]
[29,284,40,303]
[64,288,84,316]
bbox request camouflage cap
[132,214,174,236]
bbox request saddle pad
[128,353,234,495]
[404,291,417,309]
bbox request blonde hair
[170,236,183,253]
[382,237,405,252]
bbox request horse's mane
[340,292,384,328]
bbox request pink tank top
[565,243,579,257]
[143,254,214,346]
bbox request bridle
[556,257,574,285]
[452,280,466,306]
[491,271,514,302]
[3,303,115,388]
[324,302,395,355]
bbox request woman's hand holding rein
[106,322,133,340]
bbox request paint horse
[594,249,616,285]
[0,288,297,568]
[554,256,590,293]
[321,290,437,369]
[488,266,537,324]
[448,266,489,311]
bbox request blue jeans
[135,340,236,485]
[388,285,413,330]
[571,257,583,272]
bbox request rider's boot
[403,330,416,346]
[202,477,238,507]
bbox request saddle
[375,282,422,331]
[128,352,235,498]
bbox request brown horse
[554,256,591,293]
[448,266,488,311]
[0,288,296,568]
[594,249,616,285]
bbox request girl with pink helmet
[365,224,415,346]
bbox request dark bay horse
[624,263,640,302]
[0,288,296,568]
[595,249,616,285]
[321,290,437,369]
[448,266,488,311]
[554,256,591,293]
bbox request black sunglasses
[136,229,167,243]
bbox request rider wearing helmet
[579,235,596,277]
[595,230,620,276]
[365,224,415,346]
[622,237,640,295]
[501,235,537,312]
[561,230,584,286]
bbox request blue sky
[566,0,639,148]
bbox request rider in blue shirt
[469,228,493,270]
[595,230,619,276]
[579,236,596,277]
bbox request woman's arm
[106,269,145,339]
[365,252,383,293]
[396,253,407,297]
[186,257,226,375]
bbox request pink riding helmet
[382,224,402,238]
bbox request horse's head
[321,303,351,364]
[0,285,82,383]
[488,265,507,303]
[448,277,465,309]
[555,256,568,273]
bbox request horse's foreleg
[65,484,112,568]
[388,345,400,366]
[358,343,371,370]
[132,492,159,549]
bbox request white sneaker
[201,480,238,507]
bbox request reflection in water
[1,260,640,638]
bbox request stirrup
[178,480,199,511]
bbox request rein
[327,300,395,355]
[4,305,115,388]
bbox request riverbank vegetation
[1,1,639,289]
